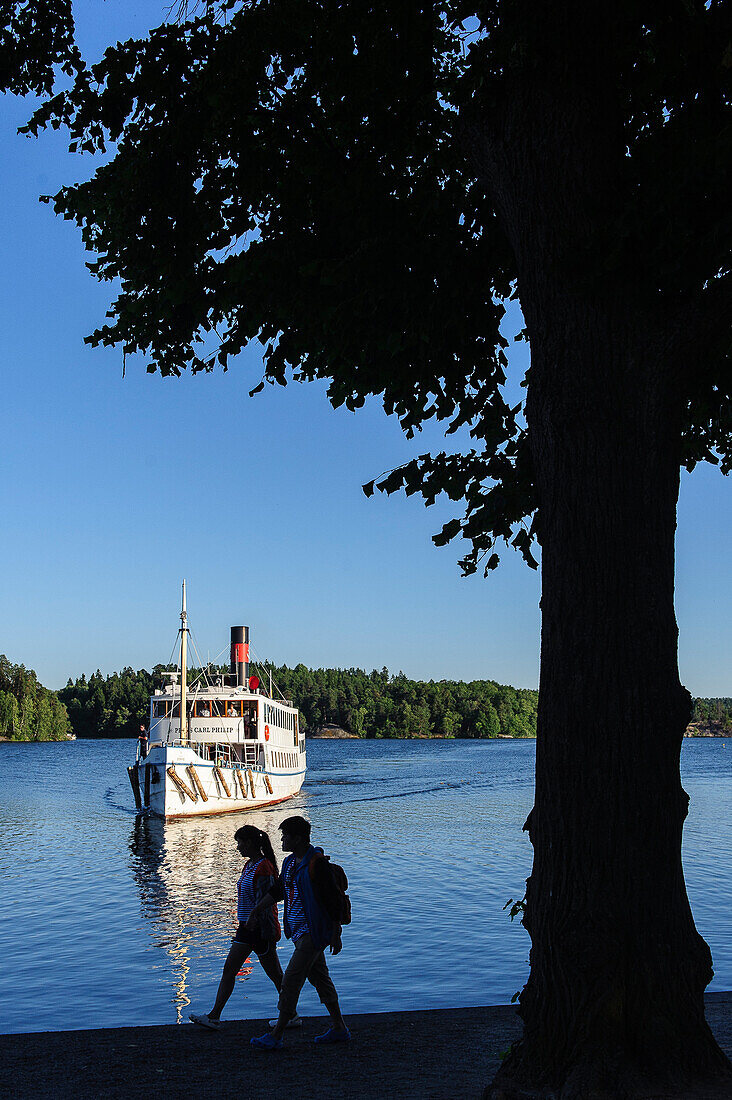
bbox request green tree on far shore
[0,655,70,741]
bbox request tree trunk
[463,8,732,1095]
[487,292,732,1099]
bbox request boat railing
[160,739,262,771]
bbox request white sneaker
[190,1012,221,1030]
[268,1014,303,1029]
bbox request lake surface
[0,737,729,1034]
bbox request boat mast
[180,580,188,745]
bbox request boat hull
[133,744,305,820]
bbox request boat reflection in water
[129,807,295,1022]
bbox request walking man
[248,815,349,1049]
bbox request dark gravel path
[1,994,730,1099]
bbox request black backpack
[309,853,352,926]
[328,860,352,926]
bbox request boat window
[194,700,211,718]
[170,702,181,718]
[211,700,224,718]
[228,701,243,717]
[152,701,168,718]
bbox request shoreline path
[1,994,730,1099]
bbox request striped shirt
[285,857,310,942]
[237,857,275,923]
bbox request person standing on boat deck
[189,826,284,1031]
[248,816,349,1050]
[137,725,149,759]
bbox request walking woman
[190,825,285,1030]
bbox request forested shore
[0,656,71,741]
[56,663,732,742]
[2,653,729,743]
[57,663,538,740]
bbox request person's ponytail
[258,829,278,876]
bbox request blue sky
[1,1,729,695]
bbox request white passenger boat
[127,583,306,820]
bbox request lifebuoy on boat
[264,725,270,741]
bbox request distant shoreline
[684,721,730,738]
[0,735,75,743]
[310,724,729,740]
[1,725,727,743]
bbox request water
[0,738,729,1034]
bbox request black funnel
[230,626,249,686]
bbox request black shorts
[232,923,275,956]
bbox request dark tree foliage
[59,665,166,739]
[0,0,77,96]
[273,662,538,738]
[21,1,732,1095]
[58,661,538,740]
[0,654,71,740]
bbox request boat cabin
[149,679,302,773]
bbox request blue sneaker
[250,1032,283,1049]
[313,1027,351,1044]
